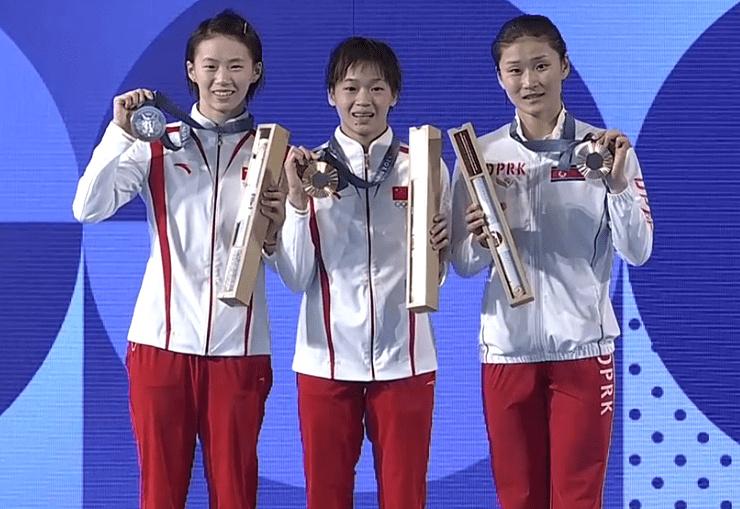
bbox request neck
[517,105,562,140]
[198,104,246,126]
[340,125,388,152]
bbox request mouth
[521,92,544,101]
[352,111,375,119]
[212,90,236,98]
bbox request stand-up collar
[514,105,567,141]
[189,104,251,130]
[332,126,395,179]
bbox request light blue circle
[0,28,78,223]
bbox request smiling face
[497,35,569,131]
[186,34,262,124]
[329,62,397,149]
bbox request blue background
[0,0,738,507]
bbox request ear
[561,55,571,80]
[496,70,505,90]
[327,89,336,107]
[186,61,195,82]
[251,61,263,84]
[390,92,398,108]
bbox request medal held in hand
[301,160,339,198]
[130,105,167,142]
[573,139,614,180]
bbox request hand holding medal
[572,135,614,180]
[284,145,316,210]
[589,129,632,193]
[113,88,155,138]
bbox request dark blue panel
[83,268,138,508]
[0,222,81,416]
[631,3,740,444]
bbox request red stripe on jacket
[227,130,255,169]
[148,141,173,349]
[409,311,417,375]
[244,294,254,354]
[308,198,336,379]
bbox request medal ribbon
[141,91,254,150]
[508,112,593,171]
[319,135,401,192]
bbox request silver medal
[130,105,166,142]
[573,140,614,180]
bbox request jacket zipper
[364,150,377,380]
[204,133,223,354]
[533,155,544,353]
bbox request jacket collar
[189,104,251,131]
[332,125,395,178]
[514,105,567,141]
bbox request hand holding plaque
[449,123,534,307]
[406,125,443,313]
[219,124,290,307]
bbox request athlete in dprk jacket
[450,108,653,364]
[450,13,654,509]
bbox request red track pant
[127,343,272,509]
[482,355,615,509]
[297,371,436,509]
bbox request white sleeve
[449,161,493,277]
[72,122,150,223]
[607,148,654,266]
[272,199,317,292]
[437,158,453,285]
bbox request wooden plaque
[219,124,290,307]
[448,123,534,307]
[406,125,442,313]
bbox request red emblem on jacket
[550,166,585,182]
[393,186,408,201]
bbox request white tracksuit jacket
[275,126,451,381]
[73,106,272,357]
[450,111,653,364]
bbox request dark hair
[325,37,402,96]
[185,9,264,102]
[491,14,568,72]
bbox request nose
[215,67,230,83]
[355,87,371,104]
[521,68,535,88]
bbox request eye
[507,68,521,75]
[231,64,244,70]
[371,86,385,92]
[536,63,550,71]
[344,86,357,92]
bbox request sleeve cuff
[607,183,637,208]
[287,199,310,217]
